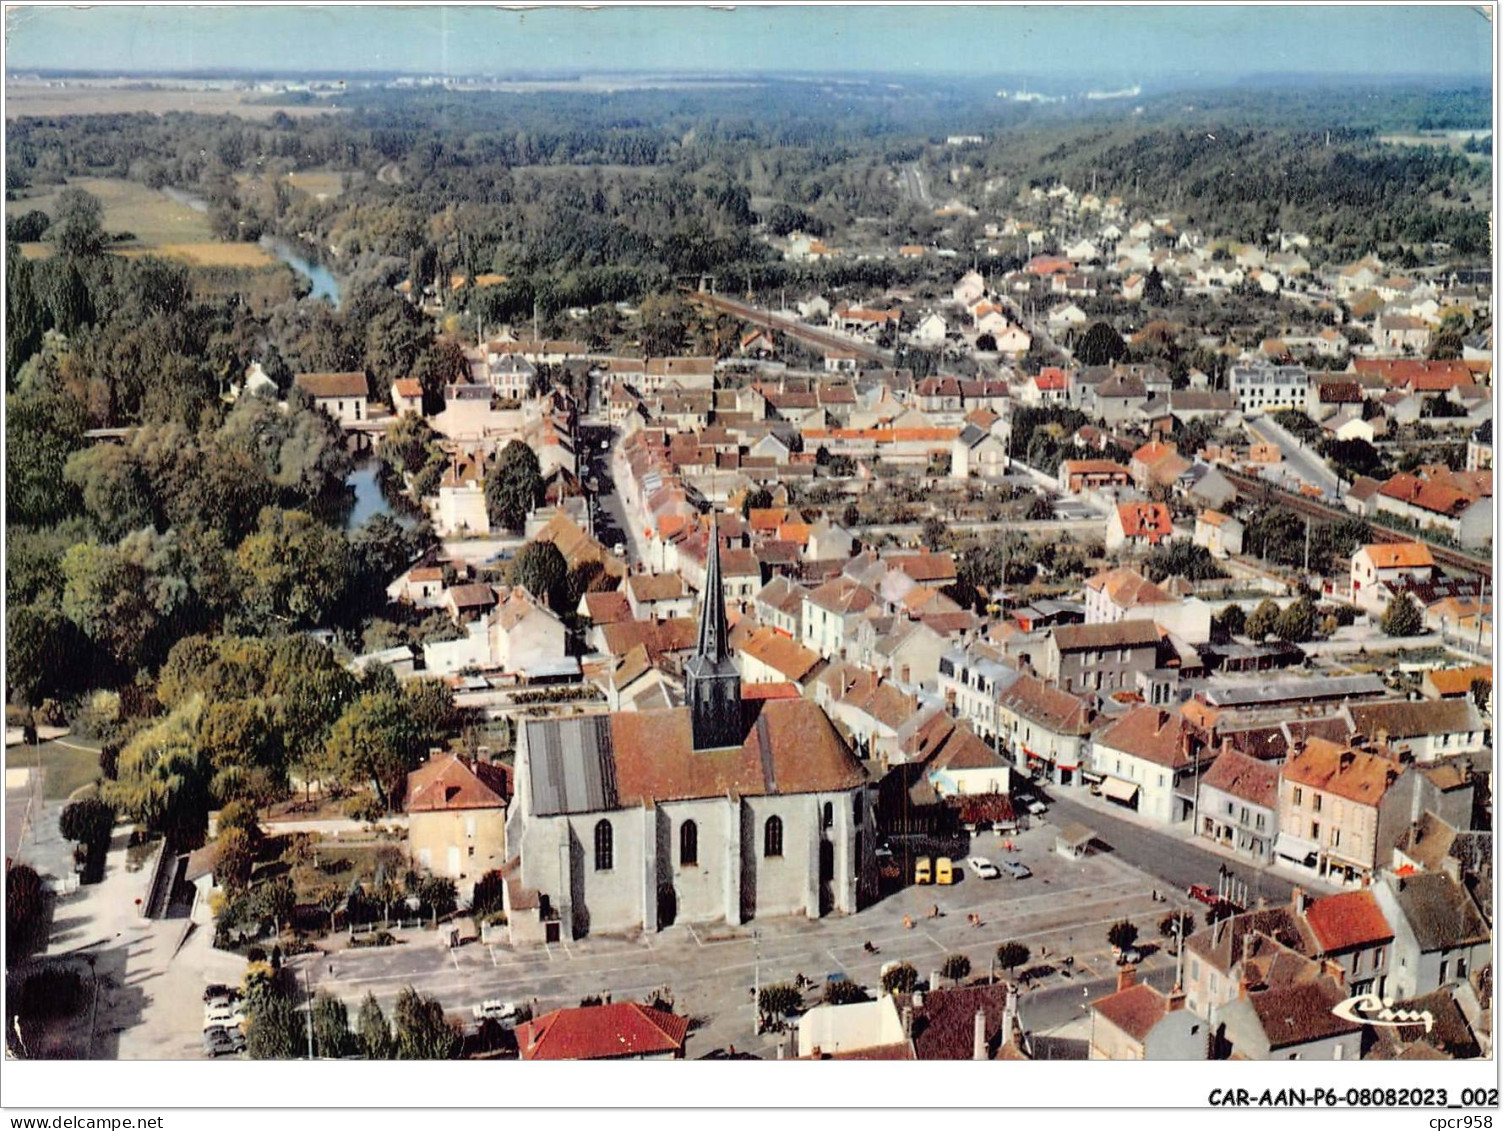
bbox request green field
[10,177,277,267]
[9,738,104,801]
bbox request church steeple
[685,517,742,750]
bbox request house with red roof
[405,753,512,898]
[1106,500,1177,553]
[1089,967,1208,1060]
[1303,890,1396,999]
[517,1001,691,1060]
[1373,472,1490,548]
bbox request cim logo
[1330,991,1434,1033]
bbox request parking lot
[300,820,1192,1057]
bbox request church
[504,529,877,944]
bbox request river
[344,460,418,532]
[259,236,342,307]
[157,186,341,307]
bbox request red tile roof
[1092,982,1172,1045]
[404,754,511,813]
[1094,706,1194,770]
[1303,891,1394,954]
[295,371,369,398]
[516,1002,691,1060]
[1114,501,1174,540]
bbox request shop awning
[1101,777,1139,804]
[1274,832,1319,862]
[1080,771,1105,784]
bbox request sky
[2,4,1493,84]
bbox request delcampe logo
[1330,991,1435,1033]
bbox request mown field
[4,83,339,120]
[11,176,278,267]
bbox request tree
[510,539,568,610]
[921,515,949,551]
[995,941,1030,974]
[8,208,51,242]
[1381,592,1424,637]
[7,602,89,707]
[5,863,45,964]
[1076,321,1127,367]
[484,440,543,533]
[822,979,868,1005]
[357,992,393,1059]
[1245,598,1280,641]
[311,993,355,1059]
[213,827,256,891]
[1142,542,1228,584]
[391,986,460,1059]
[976,333,997,352]
[1213,604,1247,638]
[637,292,695,358]
[49,187,106,258]
[758,983,803,1018]
[741,487,773,517]
[416,875,457,921]
[1274,595,1317,643]
[1106,919,1139,952]
[235,508,351,629]
[59,795,114,850]
[322,690,419,809]
[1143,265,1166,304]
[254,875,296,935]
[880,962,918,995]
[1471,677,1491,715]
[1158,912,1194,951]
[940,954,972,982]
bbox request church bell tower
[685,518,742,750]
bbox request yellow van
[935,857,956,885]
[914,856,933,885]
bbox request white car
[1025,799,1047,816]
[472,1000,519,1024]
[203,1005,245,1030]
[966,856,1000,880]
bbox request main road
[1040,792,1298,911]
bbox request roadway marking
[489,946,498,968]
[561,939,573,960]
[921,930,948,954]
[688,924,703,948]
[450,950,460,971]
[543,940,553,961]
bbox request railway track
[1222,468,1492,581]
[686,290,896,366]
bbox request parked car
[202,984,238,1004]
[913,856,933,885]
[934,857,956,885]
[202,1026,245,1057]
[472,1000,520,1024]
[1117,947,1143,965]
[1187,883,1218,906]
[1025,798,1047,816]
[966,856,1000,880]
[203,1005,245,1030]
[1001,860,1032,880]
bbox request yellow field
[119,242,277,267]
[9,177,274,267]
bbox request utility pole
[752,928,762,1040]
[303,961,315,1060]
[1303,518,1311,574]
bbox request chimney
[1166,988,1187,1013]
[1116,966,1137,992]
[913,991,925,1009]
[1339,750,1356,772]
[1290,886,1309,914]
[1322,958,1346,986]
[1240,929,1255,971]
[901,1006,914,1039]
[973,1008,988,1061]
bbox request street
[1040,791,1297,910]
[300,819,1191,1057]
[1246,416,1340,498]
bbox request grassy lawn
[9,738,104,801]
[11,177,276,267]
[235,169,349,201]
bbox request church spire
[685,514,741,750]
[696,516,730,663]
